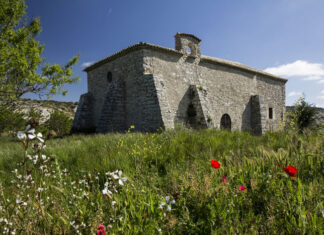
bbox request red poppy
[277,163,281,167]
[240,186,246,191]
[222,176,227,183]
[97,224,105,235]
[284,166,297,177]
[211,160,221,169]
[144,213,148,217]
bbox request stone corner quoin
[72,33,287,135]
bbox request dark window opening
[107,72,112,83]
[187,103,196,118]
[220,114,231,131]
[269,108,273,119]
[186,103,197,128]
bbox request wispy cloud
[288,91,302,97]
[264,60,324,80]
[81,61,94,68]
[316,90,324,100]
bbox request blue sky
[25,0,324,107]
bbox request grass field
[0,127,323,234]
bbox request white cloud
[318,96,324,100]
[321,89,324,94]
[81,61,94,68]
[288,91,302,97]
[264,60,324,80]
[304,75,322,81]
[318,80,324,84]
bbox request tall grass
[0,128,323,234]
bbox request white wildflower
[41,155,46,160]
[25,125,35,139]
[112,174,119,180]
[17,131,26,140]
[36,133,44,143]
[112,201,117,206]
[159,202,166,209]
[37,187,43,192]
[33,155,38,164]
[102,188,112,195]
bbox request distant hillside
[12,99,324,125]
[286,106,324,126]
[14,99,78,123]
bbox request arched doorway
[220,114,231,131]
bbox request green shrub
[45,110,73,137]
[27,107,43,123]
[287,97,317,133]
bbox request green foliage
[288,97,318,133]
[0,107,26,134]
[26,107,42,122]
[0,0,80,107]
[45,110,72,137]
[0,128,323,233]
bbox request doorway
[220,114,231,131]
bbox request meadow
[0,127,323,234]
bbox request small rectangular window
[269,108,273,119]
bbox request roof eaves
[83,42,183,72]
[200,56,287,83]
[83,43,287,83]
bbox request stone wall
[88,50,143,129]
[84,49,166,132]
[71,92,95,132]
[143,48,286,132]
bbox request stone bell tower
[174,33,201,57]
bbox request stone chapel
[72,33,287,134]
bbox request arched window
[187,46,192,54]
[187,43,195,56]
[220,114,231,131]
[107,71,112,83]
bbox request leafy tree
[0,0,80,108]
[288,97,317,133]
[0,106,26,134]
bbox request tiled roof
[83,42,287,82]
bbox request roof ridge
[83,43,287,82]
